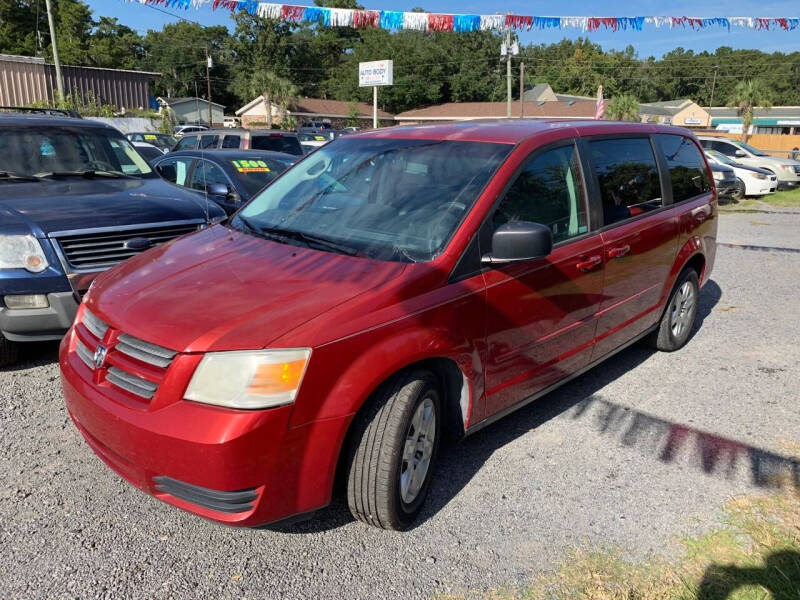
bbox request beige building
[639,100,711,128]
[236,96,394,128]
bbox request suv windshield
[0,125,154,178]
[732,141,769,156]
[234,137,512,262]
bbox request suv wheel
[345,370,441,531]
[648,268,700,352]
[0,333,20,368]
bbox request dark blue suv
[0,113,225,366]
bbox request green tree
[346,101,361,127]
[728,79,773,142]
[87,16,142,69]
[607,93,640,121]
[236,70,299,128]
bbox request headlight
[780,164,794,172]
[752,172,768,180]
[0,235,49,273]
[184,349,311,409]
[712,171,724,180]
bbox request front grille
[793,165,800,175]
[116,334,177,368]
[75,309,178,402]
[54,222,200,271]
[106,367,158,399]
[153,476,258,513]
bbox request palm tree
[607,94,640,122]
[244,70,299,128]
[728,79,773,143]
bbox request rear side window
[156,157,193,186]
[174,136,197,151]
[199,134,219,149]
[251,135,303,156]
[656,135,711,203]
[493,144,588,243]
[222,135,240,148]
[589,138,662,226]
[712,141,739,157]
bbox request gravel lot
[2,212,799,599]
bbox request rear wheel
[647,269,699,352]
[345,370,441,531]
[0,333,20,368]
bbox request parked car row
[0,111,298,366]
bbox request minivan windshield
[233,137,512,262]
[0,125,154,179]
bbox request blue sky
[88,0,800,57]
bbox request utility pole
[501,29,519,118]
[519,62,525,118]
[205,44,213,127]
[44,0,64,99]
[709,65,719,108]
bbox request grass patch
[721,187,800,210]
[462,492,800,600]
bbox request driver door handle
[576,255,602,272]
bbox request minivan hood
[88,225,407,352]
[0,177,221,236]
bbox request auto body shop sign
[359,60,393,87]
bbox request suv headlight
[0,235,49,273]
[184,349,311,409]
[752,172,768,180]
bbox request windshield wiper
[236,217,358,256]
[37,170,131,179]
[0,171,41,182]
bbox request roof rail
[0,106,82,118]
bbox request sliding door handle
[607,245,631,259]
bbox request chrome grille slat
[116,334,176,368]
[75,339,94,369]
[55,223,199,271]
[106,367,158,399]
[82,308,108,340]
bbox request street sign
[359,60,393,87]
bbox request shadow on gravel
[275,279,732,533]
[0,340,61,372]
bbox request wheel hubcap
[400,397,436,505]
[669,281,695,338]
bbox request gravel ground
[1,213,799,599]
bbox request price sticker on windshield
[232,160,270,173]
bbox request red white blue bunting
[129,1,800,33]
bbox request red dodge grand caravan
[61,120,717,530]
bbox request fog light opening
[4,294,49,310]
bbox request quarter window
[589,138,662,226]
[656,135,711,203]
[493,144,588,243]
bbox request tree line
[1,0,795,114]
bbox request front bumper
[777,180,799,191]
[60,333,349,527]
[0,292,78,341]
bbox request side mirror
[206,182,229,197]
[734,149,747,157]
[157,164,177,182]
[482,221,553,264]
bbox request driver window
[493,144,588,244]
[190,160,228,191]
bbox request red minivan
[60,120,717,530]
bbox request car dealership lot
[1,213,798,600]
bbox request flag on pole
[595,85,606,120]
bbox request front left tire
[345,369,442,531]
